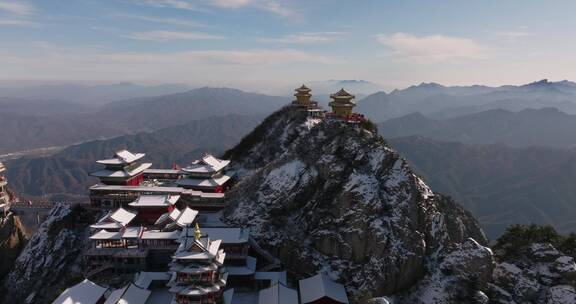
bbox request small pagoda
[292,85,313,107]
[329,88,356,117]
[168,224,228,304]
[91,149,152,186]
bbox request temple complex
[89,152,229,211]
[70,86,358,303]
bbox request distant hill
[380,107,576,148]
[5,114,263,201]
[96,87,288,130]
[358,79,576,122]
[0,82,193,107]
[389,136,576,238]
[0,87,287,154]
[0,97,91,116]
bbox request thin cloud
[0,0,33,15]
[113,14,204,27]
[376,32,484,63]
[0,18,34,26]
[136,0,295,18]
[124,30,225,42]
[134,0,202,11]
[494,30,534,43]
[262,32,345,44]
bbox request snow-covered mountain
[222,107,491,302]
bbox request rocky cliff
[1,204,91,304]
[0,212,27,282]
[223,107,492,302]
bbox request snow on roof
[259,283,298,304]
[129,195,180,207]
[181,155,230,174]
[143,169,181,174]
[104,284,151,304]
[97,150,145,165]
[175,207,198,227]
[202,228,250,244]
[176,174,231,188]
[90,185,184,193]
[52,279,107,304]
[134,272,171,289]
[182,189,226,199]
[298,273,349,304]
[110,208,138,226]
[173,238,222,260]
[122,227,143,239]
[90,230,121,240]
[91,163,152,178]
[104,287,125,304]
[141,230,180,240]
[226,256,257,276]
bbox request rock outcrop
[223,107,491,302]
[1,204,91,304]
[488,243,576,303]
[0,212,27,282]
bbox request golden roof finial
[194,223,202,241]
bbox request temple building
[291,85,324,119]
[52,279,108,304]
[167,224,228,304]
[291,85,315,107]
[177,155,232,193]
[129,194,180,225]
[91,150,152,186]
[298,273,349,304]
[258,283,298,304]
[329,88,356,117]
[326,88,365,123]
[0,162,10,214]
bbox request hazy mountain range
[0,82,193,107]
[358,79,576,122]
[0,87,287,154]
[380,107,576,148]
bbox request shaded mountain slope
[388,136,576,238]
[380,108,576,148]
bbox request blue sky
[1,0,575,92]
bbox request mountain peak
[223,106,489,301]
